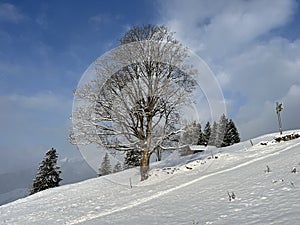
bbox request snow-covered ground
[1,130,300,225]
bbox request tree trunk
[140,151,151,181]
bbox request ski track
[66,142,300,225]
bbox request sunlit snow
[1,130,299,225]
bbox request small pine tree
[197,123,206,145]
[124,149,141,169]
[219,118,241,147]
[224,119,240,145]
[99,153,112,176]
[203,121,211,146]
[222,121,232,147]
[113,162,122,173]
[30,148,62,195]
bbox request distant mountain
[0,188,29,206]
[0,168,34,199]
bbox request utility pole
[276,102,283,135]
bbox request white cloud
[231,39,300,138]
[237,84,300,140]
[224,37,300,130]
[0,92,76,173]
[3,92,70,111]
[159,0,296,59]
[0,3,24,23]
[157,0,300,140]
[224,38,300,100]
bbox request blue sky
[1,0,300,173]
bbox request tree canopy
[71,24,196,180]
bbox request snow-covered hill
[1,130,300,225]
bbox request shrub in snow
[265,165,271,173]
[274,132,300,142]
[227,191,236,202]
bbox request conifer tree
[231,120,240,144]
[99,153,112,176]
[124,149,141,169]
[30,148,62,195]
[222,122,232,147]
[203,121,211,146]
[197,123,205,145]
[113,162,123,173]
[223,119,240,146]
[216,114,228,147]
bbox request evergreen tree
[209,121,218,146]
[197,123,205,145]
[217,114,229,147]
[99,153,112,176]
[113,162,123,173]
[30,148,62,195]
[203,121,211,146]
[223,119,240,146]
[124,149,140,169]
[231,120,240,144]
[222,121,231,147]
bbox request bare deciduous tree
[71,25,196,180]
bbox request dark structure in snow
[186,145,207,155]
[30,148,62,195]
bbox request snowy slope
[0,130,300,225]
